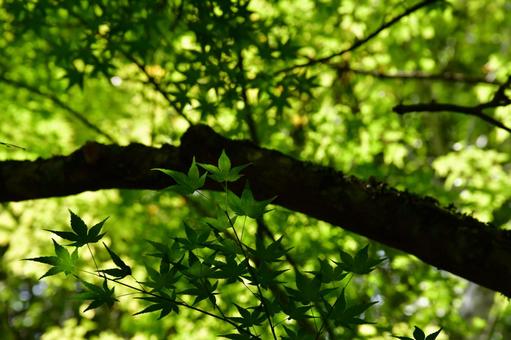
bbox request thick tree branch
[1,125,511,297]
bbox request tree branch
[394,102,511,133]
[277,0,440,74]
[63,5,191,126]
[0,141,26,150]
[123,53,193,125]
[1,125,511,297]
[0,75,116,143]
[237,50,259,144]
[336,65,500,86]
[393,75,511,133]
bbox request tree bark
[1,124,510,296]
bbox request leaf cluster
[28,151,394,338]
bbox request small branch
[0,75,116,143]
[257,218,335,338]
[336,65,500,86]
[93,273,256,337]
[123,53,193,125]
[394,75,511,133]
[276,0,440,74]
[0,141,26,150]
[64,5,192,126]
[394,102,511,133]
[225,212,278,339]
[237,50,259,144]
[490,75,511,104]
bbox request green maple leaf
[325,289,377,328]
[26,239,78,279]
[336,245,384,274]
[315,258,346,283]
[99,243,132,279]
[135,292,179,319]
[76,279,117,312]
[393,326,442,340]
[63,66,85,90]
[153,157,206,195]
[227,183,275,219]
[45,210,107,247]
[199,150,250,183]
[211,256,249,283]
[144,264,180,290]
[204,210,237,232]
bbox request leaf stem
[81,269,256,337]
[225,212,278,339]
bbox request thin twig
[123,54,193,125]
[64,5,192,126]
[256,218,335,338]
[0,75,116,143]
[276,0,440,74]
[315,275,353,340]
[81,269,256,337]
[225,211,278,340]
[237,50,260,144]
[237,50,282,337]
[0,141,26,150]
